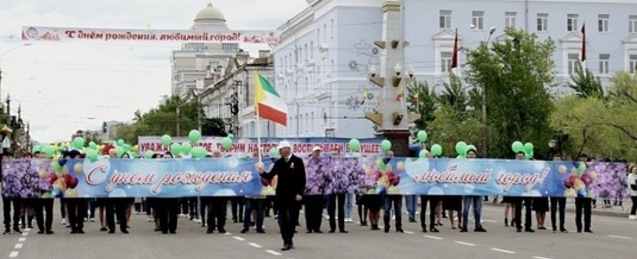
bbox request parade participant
[65,150,86,234]
[2,153,23,234]
[628,165,637,220]
[575,154,593,233]
[105,153,130,234]
[207,150,227,234]
[241,150,266,234]
[382,150,404,233]
[513,151,534,233]
[550,153,568,233]
[148,153,161,231]
[460,149,487,233]
[328,146,349,234]
[257,141,306,251]
[157,152,179,234]
[303,146,325,234]
[32,151,54,234]
[19,153,35,230]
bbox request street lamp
[470,26,496,158]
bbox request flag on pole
[580,23,586,62]
[254,72,288,126]
[450,28,459,72]
[396,85,404,101]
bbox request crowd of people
[2,141,637,251]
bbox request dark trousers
[231,197,244,221]
[34,199,54,232]
[60,198,66,219]
[631,196,637,215]
[180,198,189,215]
[106,198,127,232]
[278,198,300,245]
[328,194,346,232]
[66,198,86,231]
[513,197,532,230]
[207,197,227,231]
[188,197,197,218]
[575,198,592,231]
[550,197,566,231]
[156,198,179,233]
[2,197,21,230]
[304,195,324,232]
[199,197,207,226]
[244,199,265,230]
[420,196,440,229]
[383,195,403,230]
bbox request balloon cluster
[366,157,401,195]
[454,141,477,159]
[44,159,81,198]
[511,141,534,159]
[563,162,596,198]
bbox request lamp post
[470,25,496,158]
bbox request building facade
[273,0,637,139]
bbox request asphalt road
[1,200,635,259]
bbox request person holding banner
[207,150,228,234]
[2,153,23,235]
[157,152,179,234]
[257,141,306,251]
[303,146,325,234]
[460,149,487,233]
[550,154,568,233]
[382,150,404,233]
[65,150,86,234]
[513,152,534,233]
[105,153,130,234]
[328,147,349,234]
[32,151,54,234]
[575,154,593,233]
[628,165,637,220]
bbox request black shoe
[360,222,368,226]
[241,228,249,233]
[339,230,348,233]
[37,230,44,234]
[169,231,176,234]
[422,228,427,233]
[121,229,129,234]
[460,227,468,232]
[329,230,336,233]
[396,228,404,233]
[46,230,54,234]
[384,228,390,233]
[525,228,535,233]
[430,227,439,232]
[70,229,77,234]
[218,229,227,234]
[13,227,22,234]
[474,226,487,232]
[306,230,313,234]
[409,219,417,223]
[504,218,508,227]
[584,229,593,233]
[162,231,168,234]
[560,228,568,233]
[206,229,214,234]
[256,229,266,234]
[154,227,162,232]
[314,230,323,233]
[100,227,108,232]
[108,230,115,234]
[281,244,292,251]
[516,228,522,233]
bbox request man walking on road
[258,141,306,251]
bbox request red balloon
[260,178,270,187]
[67,176,79,189]
[390,175,401,186]
[563,178,573,188]
[47,173,58,184]
[373,171,382,181]
[62,174,72,186]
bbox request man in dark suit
[258,141,306,251]
[575,154,593,233]
[513,152,534,233]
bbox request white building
[273,0,637,139]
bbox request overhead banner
[1,157,628,199]
[138,137,383,157]
[21,26,281,44]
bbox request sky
[0,0,308,143]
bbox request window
[599,54,610,74]
[629,15,637,33]
[310,41,314,58]
[567,14,579,32]
[330,19,334,39]
[630,54,637,74]
[439,10,452,29]
[440,52,452,73]
[537,13,549,32]
[567,53,580,74]
[505,12,517,28]
[472,11,484,30]
[222,43,238,51]
[323,24,327,41]
[598,14,609,32]
[317,28,320,43]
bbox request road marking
[404,230,415,234]
[9,251,19,258]
[265,250,282,256]
[481,219,497,223]
[608,234,632,240]
[490,248,516,254]
[21,232,28,236]
[225,232,232,235]
[233,236,246,241]
[14,243,23,249]
[18,238,26,242]
[423,235,443,240]
[533,257,552,259]
[454,241,476,246]
[248,242,263,248]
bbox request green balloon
[145,151,155,159]
[431,144,443,156]
[349,138,360,152]
[87,150,99,162]
[523,142,534,154]
[117,139,125,146]
[191,147,206,158]
[525,151,533,160]
[419,150,429,158]
[227,134,234,139]
[352,152,362,158]
[170,143,182,155]
[42,145,55,158]
[123,144,132,152]
[221,137,232,150]
[380,140,392,152]
[511,141,524,153]
[73,137,85,149]
[89,141,96,149]
[53,161,62,172]
[456,155,466,159]
[417,131,428,142]
[467,144,477,152]
[455,141,468,156]
[577,162,587,175]
[115,146,124,157]
[269,148,278,158]
[181,143,192,154]
[160,135,171,146]
[32,145,42,154]
[189,130,202,143]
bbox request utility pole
[176,105,181,137]
[365,0,419,157]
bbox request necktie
[285,158,289,163]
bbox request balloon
[115,146,124,157]
[189,130,202,143]
[191,147,206,158]
[352,152,362,158]
[221,137,232,150]
[132,145,139,153]
[380,140,392,151]
[269,148,278,158]
[89,141,96,149]
[170,143,182,155]
[456,155,466,159]
[523,142,534,154]
[577,162,587,175]
[349,138,361,152]
[467,145,477,152]
[32,145,42,154]
[42,145,55,158]
[525,151,533,160]
[431,144,443,156]
[72,137,85,149]
[419,150,429,158]
[160,135,171,146]
[511,141,524,153]
[227,134,234,139]
[123,144,132,152]
[455,141,468,156]
[181,143,192,154]
[145,151,155,159]
[417,130,428,142]
[86,150,98,162]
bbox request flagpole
[254,72,263,165]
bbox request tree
[202,118,227,137]
[606,72,637,143]
[464,28,555,158]
[569,62,604,99]
[407,81,436,131]
[427,104,484,157]
[550,96,610,158]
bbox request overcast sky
[0,0,308,143]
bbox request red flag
[580,23,586,62]
[451,28,459,70]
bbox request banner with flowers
[0,157,628,198]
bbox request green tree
[464,28,555,158]
[569,62,604,99]
[606,72,637,143]
[550,96,610,158]
[407,81,436,130]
